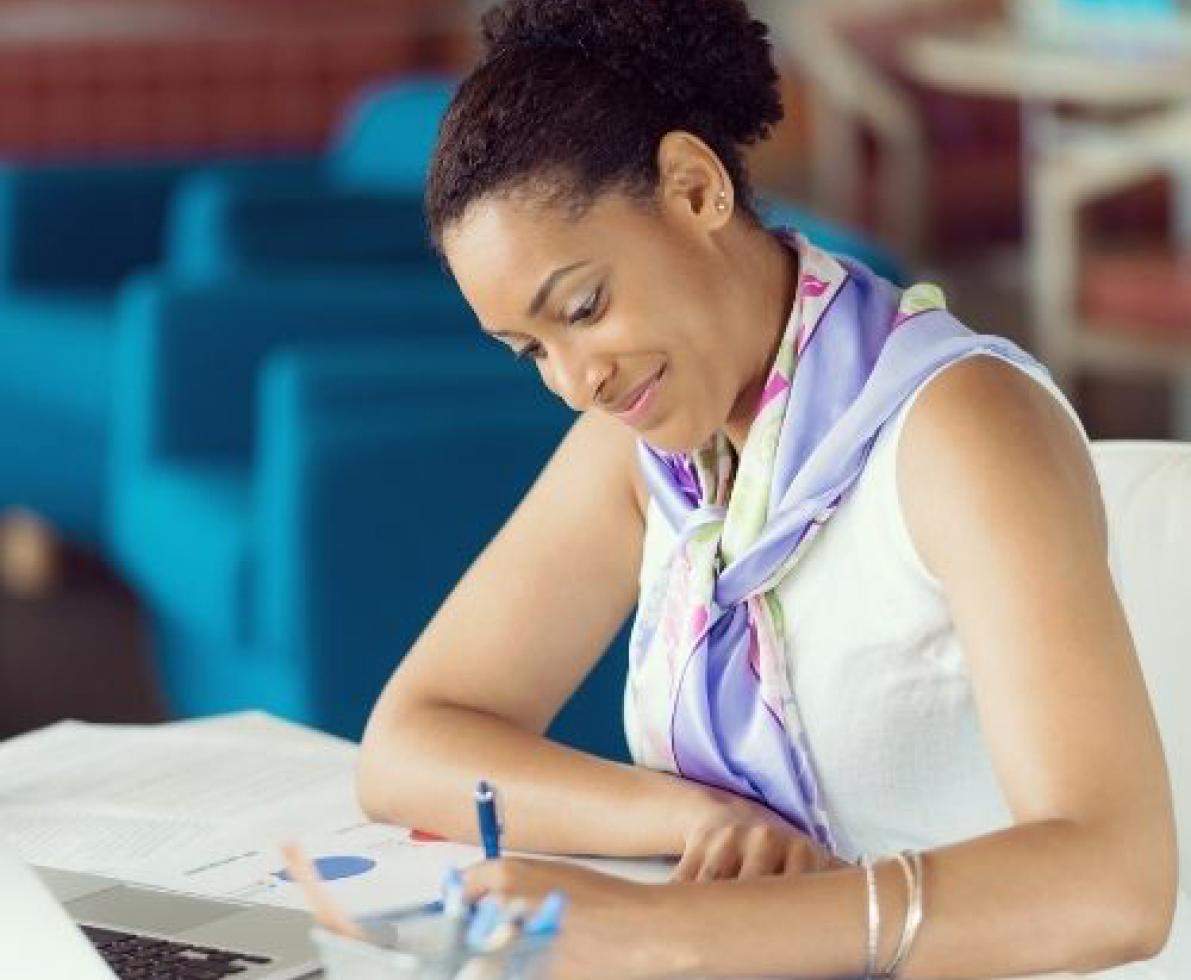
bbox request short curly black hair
[426,0,783,252]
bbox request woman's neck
[723,224,801,456]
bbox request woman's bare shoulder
[897,353,1101,585]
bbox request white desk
[0,714,1081,980]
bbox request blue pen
[475,779,502,859]
[354,898,444,928]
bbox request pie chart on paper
[274,855,377,882]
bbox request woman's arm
[882,355,1175,975]
[697,358,1175,976]
[469,356,1178,978]
[356,409,720,857]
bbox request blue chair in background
[0,155,313,549]
[170,155,907,294]
[168,77,456,284]
[329,76,457,192]
[0,76,457,552]
[7,72,897,754]
[0,161,195,547]
[248,339,627,758]
[107,269,632,750]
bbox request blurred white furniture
[785,0,935,259]
[1095,440,1191,890]
[799,0,1191,260]
[896,2,1191,429]
[900,0,1191,248]
[1030,107,1191,390]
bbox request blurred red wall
[0,0,475,159]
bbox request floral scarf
[625,233,1046,851]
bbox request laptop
[1,839,320,979]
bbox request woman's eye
[568,286,602,325]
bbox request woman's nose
[548,344,613,412]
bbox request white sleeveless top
[632,359,1191,978]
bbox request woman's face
[443,188,772,455]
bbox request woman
[356,1,1187,976]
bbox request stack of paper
[0,712,668,917]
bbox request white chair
[1094,440,1191,887]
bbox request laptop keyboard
[81,925,273,978]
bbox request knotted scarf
[625,233,1046,852]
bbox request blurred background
[0,0,1188,757]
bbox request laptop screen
[0,838,116,979]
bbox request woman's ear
[656,131,734,232]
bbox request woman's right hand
[672,789,850,882]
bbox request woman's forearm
[356,701,712,857]
[652,819,1174,979]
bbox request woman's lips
[612,367,665,426]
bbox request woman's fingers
[676,826,778,883]
[675,829,817,883]
[671,849,698,883]
[695,827,743,882]
[463,858,544,902]
[782,837,840,875]
[281,842,363,939]
[461,859,496,902]
[672,827,731,883]
[672,800,845,883]
[671,830,709,882]
[738,825,788,880]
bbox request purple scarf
[625,236,1046,850]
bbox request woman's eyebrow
[526,261,590,318]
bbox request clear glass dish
[312,920,556,980]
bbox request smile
[612,366,666,426]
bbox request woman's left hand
[464,858,688,980]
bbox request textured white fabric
[634,364,1191,976]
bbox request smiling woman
[354,1,1189,978]
[440,187,797,454]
